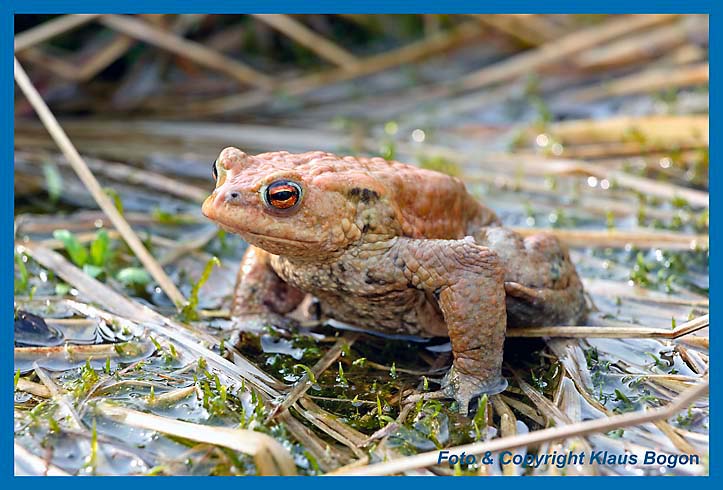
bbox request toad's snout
[201,193,217,220]
[202,186,245,219]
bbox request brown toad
[202,147,587,412]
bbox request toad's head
[202,147,368,258]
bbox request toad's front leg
[393,237,508,414]
[231,245,306,331]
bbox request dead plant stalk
[13,57,186,308]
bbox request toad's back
[256,150,500,239]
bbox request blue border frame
[6,1,716,485]
[5,1,718,14]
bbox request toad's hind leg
[231,246,306,329]
[393,237,508,414]
[474,227,588,327]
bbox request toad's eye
[212,159,218,181]
[264,180,302,210]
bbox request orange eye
[264,180,302,210]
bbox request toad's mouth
[202,198,319,245]
[214,222,319,246]
[242,229,319,245]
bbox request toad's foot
[442,366,508,414]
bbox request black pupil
[271,190,294,201]
[212,159,218,180]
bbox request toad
[202,148,587,412]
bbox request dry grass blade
[498,394,545,426]
[278,412,345,472]
[97,401,297,475]
[428,148,708,208]
[573,16,707,70]
[509,15,572,41]
[16,341,149,362]
[474,14,552,46]
[457,14,679,91]
[511,227,707,250]
[507,314,708,339]
[336,380,708,475]
[490,396,520,475]
[17,241,147,321]
[15,378,52,398]
[74,34,136,82]
[14,443,71,476]
[585,170,707,210]
[33,229,195,255]
[157,227,218,266]
[98,15,273,88]
[294,401,367,459]
[178,22,483,116]
[14,14,102,52]
[544,115,708,147]
[34,367,85,429]
[569,62,709,103]
[299,398,368,448]
[17,150,208,204]
[14,57,186,308]
[16,48,83,80]
[582,280,707,310]
[652,420,702,456]
[19,35,136,82]
[145,385,197,406]
[253,15,359,68]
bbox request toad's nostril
[226,191,241,203]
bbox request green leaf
[116,267,151,287]
[90,229,111,266]
[671,195,689,209]
[42,162,63,204]
[53,229,89,266]
[82,264,104,278]
[85,419,98,473]
[337,362,348,386]
[103,187,124,215]
[472,394,488,440]
[149,336,162,351]
[180,256,221,321]
[293,364,316,384]
[14,251,29,294]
